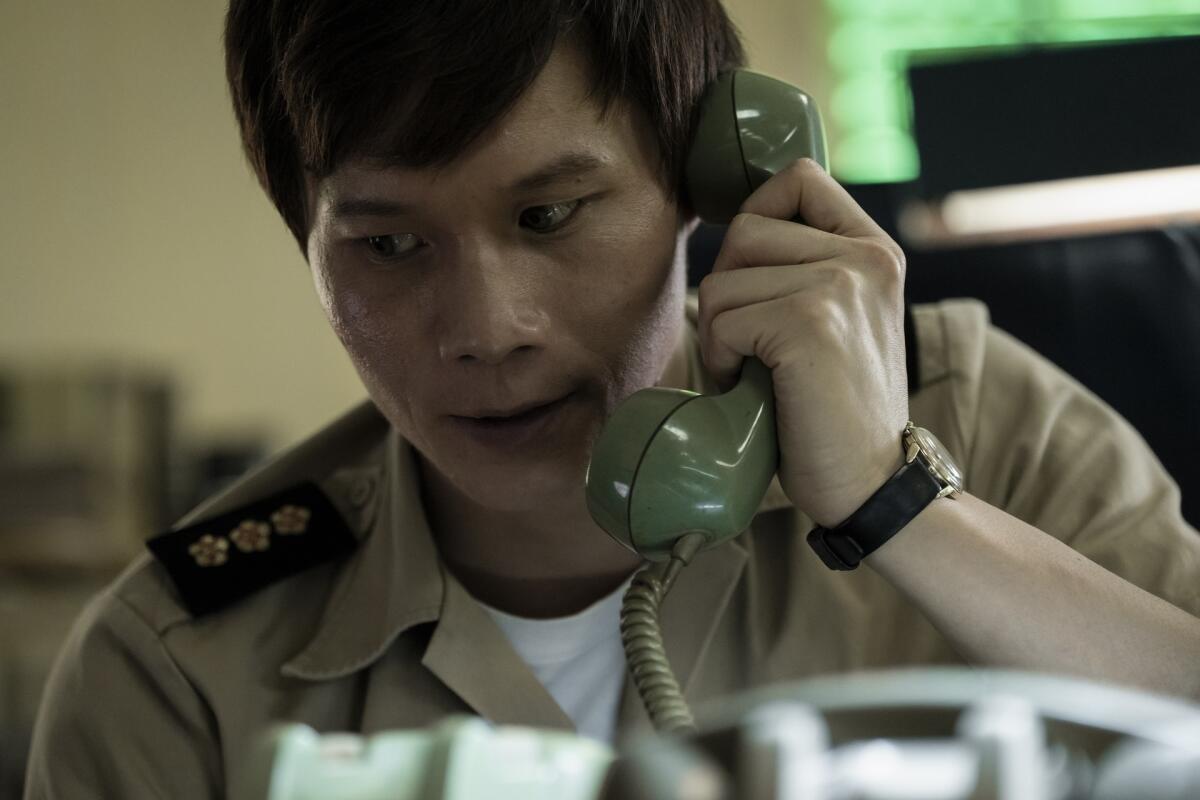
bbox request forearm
[865,492,1200,700]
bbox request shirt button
[349,475,375,509]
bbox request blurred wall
[0,0,831,453]
[0,2,362,451]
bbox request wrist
[862,491,962,568]
[810,452,906,529]
[806,422,965,571]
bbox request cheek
[311,265,416,394]
[329,288,375,347]
[311,247,394,349]
[578,198,680,307]
[313,266,371,347]
[570,199,686,393]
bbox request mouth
[448,393,575,447]
[458,395,569,421]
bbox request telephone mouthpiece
[585,359,779,561]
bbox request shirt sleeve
[954,308,1200,618]
[24,591,222,800]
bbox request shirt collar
[281,428,443,680]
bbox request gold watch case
[903,421,965,499]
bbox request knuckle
[727,212,757,237]
[787,293,820,325]
[710,308,737,346]
[786,157,820,179]
[881,261,904,295]
[790,294,846,341]
[828,265,861,295]
[857,239,905,277]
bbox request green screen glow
[825,0,1200,183]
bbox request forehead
[311,43,658,214]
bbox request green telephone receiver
[586,70,827,561]
[585,69,826,735]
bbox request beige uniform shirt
[25,299,1200,799]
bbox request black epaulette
[146,481,358,617]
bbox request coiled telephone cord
[619,532,708,735]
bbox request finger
[703,223,905,353]
[702,301,762,391]
[702,294,806,390]
[698,264,838,354]
[740,158,899,256]
[710,213,843,274]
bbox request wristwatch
[806,421,965,571]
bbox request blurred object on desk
[168,437,270,522]
[0,361,175,794]
[0,361,272,570]
[0,362,173,571]
[0,360,270,797]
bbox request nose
[435,244,551,366]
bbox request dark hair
[224,0,745,255]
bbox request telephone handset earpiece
[686,70,828,224]
[586,70,828,561]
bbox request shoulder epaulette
[146,481,358,617]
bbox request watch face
[910,426,965,493]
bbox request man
[26,1,1200,797]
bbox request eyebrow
[329,197,416,220]
[327,151,608,221]
[509,151,607,193]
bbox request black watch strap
[806,458,943,571]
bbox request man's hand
[698,159,1200,701]
[697,158,909,527]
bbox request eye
[519,200,582,233]
[363,233,424,262]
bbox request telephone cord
[619,532,707,735]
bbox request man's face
[306,42,688,513]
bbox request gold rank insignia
[271,504,311,535]
[230,520,272,553]
[147,481,358,616]
[188,534,229,567]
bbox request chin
[412,419,596,515]
[454,457,589,515]
[414,391,608,513]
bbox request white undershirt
[479,576,633,744]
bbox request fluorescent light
[900,165,1200,246]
